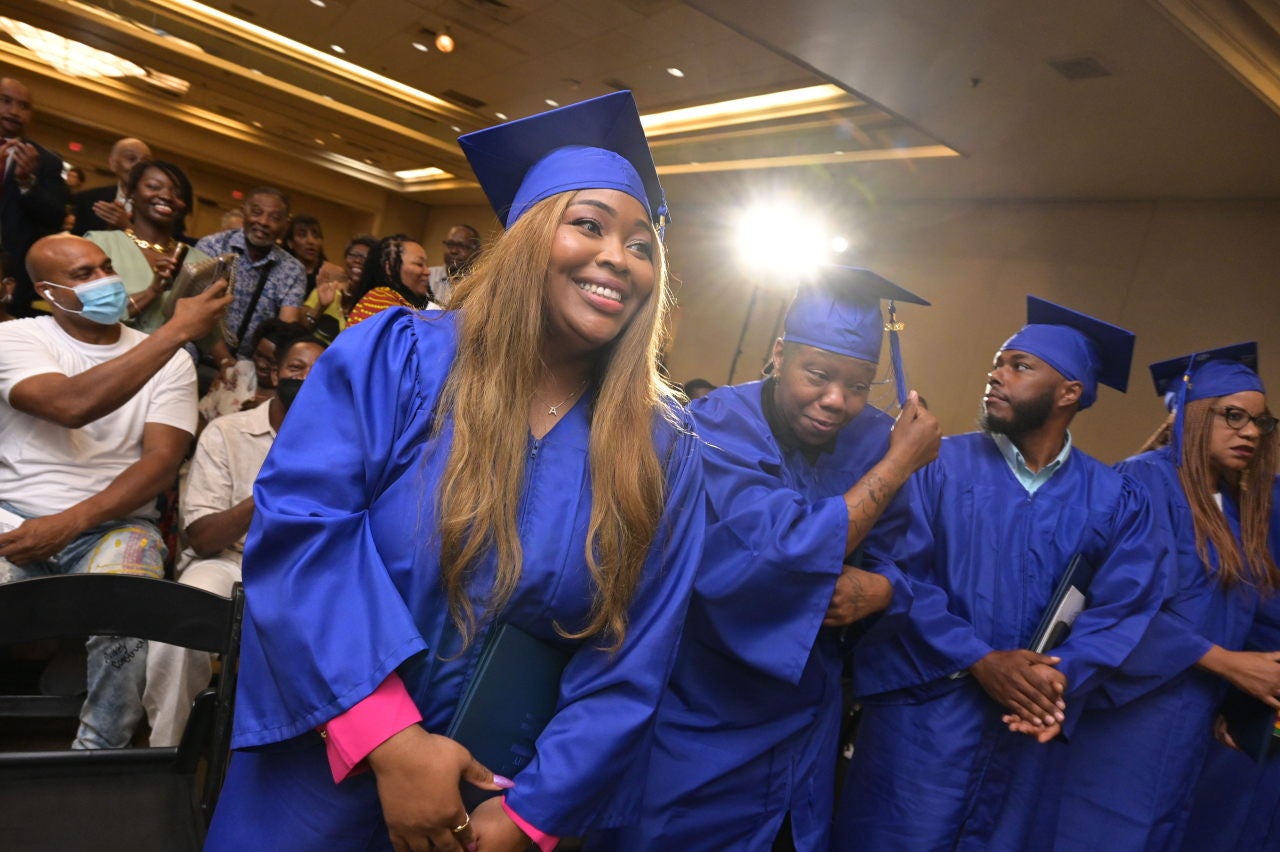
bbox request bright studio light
[733,204,829,276]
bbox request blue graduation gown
[204,309,705,848]
[1178,486,1280,852]
[835,432,1168,852]
[1054,450,1278,851]
[598,380,919,852]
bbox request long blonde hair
[435,191,678,649]
[1178,397,1279,590]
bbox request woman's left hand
[471,797,533,852]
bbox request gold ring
[450,814,471,834]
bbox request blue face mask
[42,274,129,325]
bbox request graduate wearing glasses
[1054,343,1280,851]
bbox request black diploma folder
[1220,685,1280,764]
[445,623,573,807]
[1029,554,1096,653]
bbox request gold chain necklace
[534,379,588,417]
[124,228,177,254]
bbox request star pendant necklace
[535,378,588,417]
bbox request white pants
[143,554,241,747]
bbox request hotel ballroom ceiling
[2,0,1280,207]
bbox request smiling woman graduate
[205,92,705,852]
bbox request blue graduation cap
[458,91,666,230]
[1000,296,1135,410]
[782,265,930,407]
[1148,342,1264,461]
[1149,342,1262,401]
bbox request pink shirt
[318,672,558,851]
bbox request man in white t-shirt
[0,234,231,749]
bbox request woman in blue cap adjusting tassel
[1054,342,1280,852]
[206,91,705,852]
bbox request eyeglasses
[1213,406,1278,435]
[442,240,478,251]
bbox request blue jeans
[0,503,166,749]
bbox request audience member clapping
[283,215,343,297]
[347,234,440,325]
[85,160,209,332]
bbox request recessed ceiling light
[495,112,508,120]
[545,98,559,107]
[314,138,325,145]
[251,120,263,128]
[666,67,684,78]
[363,158,374,164]
[310,0,326,7]
[412,41,429,52]
[331,44,345,54]
[833,150,844,155]
[250,68,263,75]
[321,94,334,100]
[450,125,461,132]
[330,131,341,138]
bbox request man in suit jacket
[71,137,151,237]
[1,77,69,317]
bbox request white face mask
[41,274,128,325]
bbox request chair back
[0,575,244,850]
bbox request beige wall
[665,198,1280,464]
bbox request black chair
[0,574,243,851]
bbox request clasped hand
[0,139,39,185]
[970,649,1067,743]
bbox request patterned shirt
[193,228,306,357]
[347,287,416,326]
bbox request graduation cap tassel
[886,299,909,409]
[1172,369,1192,466]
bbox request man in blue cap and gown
[600,265,942,851]
[834,296,1171,851]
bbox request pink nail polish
[493,774,515,789]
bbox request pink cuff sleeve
[319,671,423,783]
[501,799,559,852]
